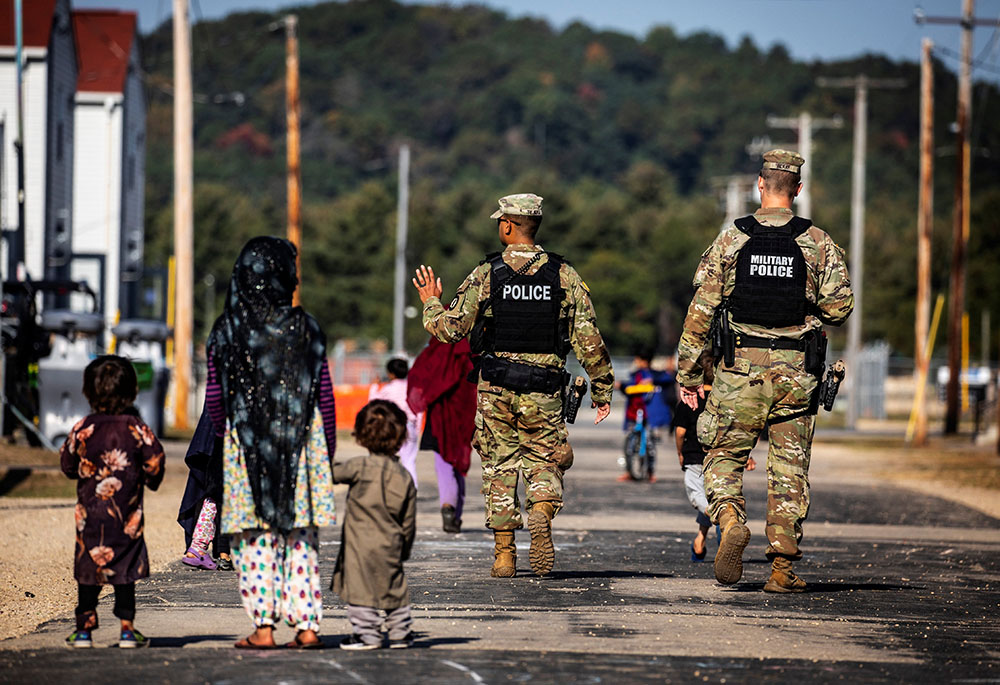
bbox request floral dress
[60,414,165,585]
[221,407,336,535]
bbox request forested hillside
[138,0,1000,357]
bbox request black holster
[804,330,827,377]
[479,355,564,395]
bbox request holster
[804,330,828,377]
[479,355,564,395]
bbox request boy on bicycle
[615,350,675,482]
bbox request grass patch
[0,469,76,498]
[0,443,59,468]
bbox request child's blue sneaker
[691,543,707,562]
[65,631,93,648]
[119,629,150,648]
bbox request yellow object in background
[624,383,655,395]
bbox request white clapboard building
[71,8,144,322]
[0,0,77,284]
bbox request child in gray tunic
[332,400,417,649]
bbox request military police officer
[676,151,854,592]
[413,193,614,578]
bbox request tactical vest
[729,215,812,328]
[478,251,568,356]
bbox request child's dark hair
[354,400,407,456]
[386,357,409,380]
[83,355,138,415]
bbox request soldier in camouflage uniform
[413,193,614,578]
[676,150,853,592]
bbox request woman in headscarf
[206,237,336,649]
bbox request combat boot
[491,531,516,578]
[763,557,807,593]
[527,501,556,576]
[714,503,751,585]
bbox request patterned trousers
[697,348,818,561]
[474,385,573,530]
[233,527,323,631]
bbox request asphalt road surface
[2,419,997,684]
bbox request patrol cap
[489,193,544,220]
[762,149,804,174]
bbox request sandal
[235,634,278,650]
[285,633,323,649]
[182,548,217,571]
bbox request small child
[332,400,417,650]
[672,356,754,562]
[60,355,165,648]
[368,358,421,486]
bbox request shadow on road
[722,581,914,593]
[544,570,674,580]
[149,634,237,648]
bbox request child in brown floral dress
[60,355,165,648]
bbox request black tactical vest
[729,215,812,328]
[479,251,567,355]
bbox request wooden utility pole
[284,14,302,306]
[945,0,975,434]
[914,0,996,433]
[817,75,905,429]
[392,145,410,354]
[914,38,935,446]
[765,111,843,219]
[172,0,194,430]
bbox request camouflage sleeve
[676,237,726,387]
[814,235,854,326]
[422,264,487,343]
[567,270,615,405]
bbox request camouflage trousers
[697,348,818,561]
[474,382,574,530]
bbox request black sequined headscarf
[208,237,326,533]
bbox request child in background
[616,349,674,482]
[673,355,755,561]
[332,400,417,650]
[60,356,165,648]
[368,358,421,486]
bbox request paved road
[2,418,998,684]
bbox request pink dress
[368,379,422,486]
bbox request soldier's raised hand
[412,265,443,304]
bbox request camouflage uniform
[677,199,853,563]
[422,198,614,531]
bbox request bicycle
[620,383,657,481]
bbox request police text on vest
[503,284,552,301]
[749,254,794,278]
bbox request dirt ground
[0,432,997,642]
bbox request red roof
[0,0,58,49]
[73,10,136,93]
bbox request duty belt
[480,355,565,394]
[735,334,807,351]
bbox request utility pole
[765,111,843,219]
[10,0,25,278]
[818,75,905,429]
[172,0,194,431]
[914,0,995,434]
[947,0,973,434]
[914,38,935,446]
[284,14,302,306]
[392,145,410,354]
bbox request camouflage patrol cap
[762,149,804,174]
[489,193,543,219]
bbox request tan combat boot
[763,556,807,593]
[491,531,516,578]
[527,501,556,576]
[714,503,751,585]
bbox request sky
[72,0,1000,82]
